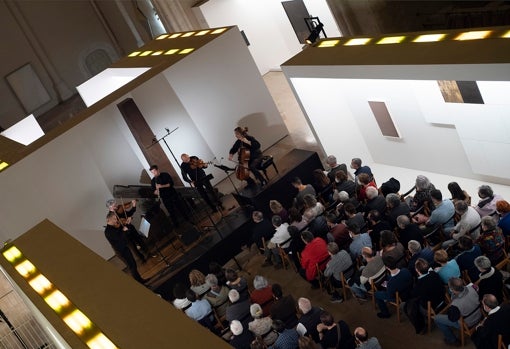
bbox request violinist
[150,164,190,227]
[106,198,150,263]
[228,126,267,187]
[181,154,221,212]
[104,211,147,284]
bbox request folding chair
[315,255,331,293]
[427,299,447,334]
[340,264,356,301]
[368,271,388,311]
[459,306,482,347]
[387,291,403,323]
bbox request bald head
[354,327,368,342]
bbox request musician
[106,198,149,263]
[104,211,147,284]
[150,164,190,227]
[181,153,221,212]
[228,126,267,187]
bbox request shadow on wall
[237,112,288,151]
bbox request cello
[236,146,251,181]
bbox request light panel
[127,51,141,57]
[318,40,340,47]
[15,260,36,278]
[64,310,92,334]
[87,333,118,349]
[155,34,168,40]
[2,246,22,263]
[29,274,53,295]
[0,161,8,171]
[44,290,70,312]
[164,49,179,55]
[503,30,510,38]
[413,34,446,42]
[377,36,405,44]
[151,51,164,56]
[195,30,210,36]
[182,31,195,37]
[179,48,194,54]
[344,38,371,46]
[211,28,227,34]
[139,51,153,57]
[455,30,491,41]
[169,33,181,38]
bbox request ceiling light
[454,30,491,41]
[211,28,227,34]
[413,34,446,42]
[128,51,141,57]
[29,275,53,295]
[15,260,36,278]
[155,34,168,40]
[502,30,510,38]
[2,246,21,262]
[151,51,164,56]
[195,30,210,36]
[377,36,405,44]
[318,40,340,47]
[182,31,195,37]
[344,38,371,46]
[164,49,179,55]
[179,48,194,54]
[169,33,181,38]
[139,51,153,57]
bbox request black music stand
[139,216,171,268]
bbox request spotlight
[306,22,324,44]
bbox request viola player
[228,126,267,187]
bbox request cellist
[228,126,267,187]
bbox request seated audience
[472,294,510,349]
[230,320,254,349]
[270,319,299,349]
[302,194,325,221]
[444,200,481,247]
[354,327,382,349]
[350,157,373,182]
[287,225,305,271]
[407,240,434,278]
[426,189,455,233]
[350,247,385,300]
[362,186,386,217]
[344,203,367,232]
[476,216,505,265]
[375,255,413,319]
[249,211,276,252]
[434,249,460,284]
[226,268,249,300]
[334,170,356,198]
[172,282,191,310]
[292,177,316,210]
[496,199,510,236]
[366,210,391,251]
[189,269,210,298]
[270,284,298,329]
[434,278,482,346]
[323,242,354,303]
[297,297,322,343]
[226,289,251,326]
[209,261,227,286]
[408,175,435,216]
[357,173,377,203]
[298,336,319,349]
[316,310,355,349]
[474,255,504,303]
[396,215,424,249]
[379,177,400,197]
[348,223,372,260]
[185,289,213,327]
[448,181,471,206]
[380,230,406,269]
[263,215,291,269]
[312,168,334,204]
[270,200,289,223]
[385,193,410,229]
[299,230,329,289]
[335,190,360,220]
[289,207,308,231]
[204,274,229,318]
[248,303,277,346]
[326,212,351,251]
[454,236,482,283]
[474,185,504,217]
[326,154,350,183]
[404,258,445,334]
[250,275,274,317]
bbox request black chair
[258,155,278,181]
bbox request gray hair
[408,240,422,254]
[386,193,401,208]
[253,275,269,290]
[415,175,431,191]
[338,190,349,202]
[474,255,491,270]
[366,186,379,200]
[105,198,116,208]
[298,297,312,314]
[478,185,493,198]
[397,215,411,228]
[326,155,337,165]
[205,274,218,287]
[455,200,468,214]
[481,216,497,231]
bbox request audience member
[335,190,360,220]
[474,185,504,217]
[396,215,423,249]
[270,284,298,329]
[357,173,377,203]
[289,207,307,231]
[204,274,229,318]
[350,158,373,182]
[249,211,275,252]
[270,319,299,349]
[172,282,191,310]
[454,236,482,282]
[270,200,289,223]
[316,310,355,349]
[379,177,400,197]
[326,155,349,183]
[380,230,406,269]
[312,168,334,204]
[404,258,445,334]
[323,242,353,303]
[302,194,325,221]
[472,294,510,349]
[434,249,460,284]
[292,177,316,210]
[209,261,227,286]
[362,186,386,217]
[344,203,367,232]
[185,289,213,326]
[496,199,510,236]
[408,175,435,217]
[444,200,481,247]
[299,231,329,289]
[298,336,319,349]
[448,182,471,206]
[425,189,455,233]
[348,223,372,260]
[350,247,386,300]
[248,303,277,346]
[375,254,413,319]
[474,255,504,303]
[226,268,249,300]
[476,216,505,265]
[226,289,251,326]
[263,215,291,269]
[326,212,351,251]
[407,240,434,278]
[366,210,391,251]
[230,320,255,349]
[250,275,274,317]
[434,278,482,346]
[189,269,210,298]
[334,170,356,198]
[354,327,382,349]
[297,297,322,343]
[385,193,410,229]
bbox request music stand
[139,216,174,268]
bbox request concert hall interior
[1,1,510,349]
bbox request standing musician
[181,153,222,212]
[104,211,147,284]
[150,164,190,227]
[228,126,267,187]
[106,198,150,263]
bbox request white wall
[196,0,340,74]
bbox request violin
[114,199,137,225]
[190,158,213,170]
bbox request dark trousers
[404,297,427,333]
[161,193,190,225]
[249,157,266,184]
[125,224,148,261]
[116,246,145,284]
[196,179,220,210]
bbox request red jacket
[301,238,330,281]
